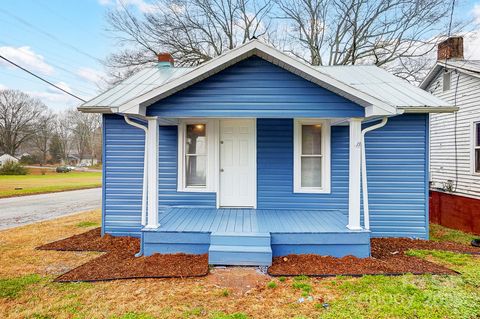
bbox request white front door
[219,119,256,207]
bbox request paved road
[0,188,101,230]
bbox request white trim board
[293,119,331,194]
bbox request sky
[0,0,480,112]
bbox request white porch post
[347,118,363,230]
[145,117,160,229]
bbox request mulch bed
[268,237,480,277]
[38,228,480,281]
[37,228,209,282]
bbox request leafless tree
[276,0,460,82]
[32,110,56,165]
[0,89,47,156]
[105,0,273,83]
[67,109,101,164]
[53,111,74,163]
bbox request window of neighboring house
[178,120,215,192]
[443,71,451,91]
[474,122,480,173]
[293,119,331,193]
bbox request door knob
[220,168,224,172]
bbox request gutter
[398,106,459,113]
[123,115,148,257]
[361,117,388,230]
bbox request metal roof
[80,40,453,114]
[318,65,452,108]
[420,60,480,90]
[82,67,191,108]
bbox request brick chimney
[157,53,174,67]
[437,37,464,61]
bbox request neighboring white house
[0,154,19,167]
[421,37,480,197]
[420,36,480,234]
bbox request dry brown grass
[0,211,336,319]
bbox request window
[294,119,331,193]
[185,124,207,187]
[443,71,451,91]
[473,122,480,174]
[178,120,216,192]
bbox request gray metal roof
[420,60,480,90]
[82,66,191,108]
[82,58,451,111]
[318,65,451,108]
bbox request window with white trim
[473,122,480,173]
[178,120,216,192]
[294,119,331,193]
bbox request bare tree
[67,110,101,165]
[276,0,459,82]
[32,111,56,165]
[105,0,273,83]
[53,111,73,163]
[0,90,47,155]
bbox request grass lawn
[0,215,479,319]
[0,170,102,198]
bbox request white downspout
[124,115,148,227]
[361,117,388,230]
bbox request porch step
[210,232,271,246]
[208,232,272,266]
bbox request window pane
[476,123,480,147]
[302,125,322,155]
[186,124,206,154]
[186,155,206,186]
[475,150,480,173]
[301,157,322,188]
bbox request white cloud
[472,4,480,24]
[0,46,54,75]
[76,67,105,84]
[464,29,480,60]
[99,0,158,13]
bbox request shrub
[0,161,28,175]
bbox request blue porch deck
[142,208,371,265]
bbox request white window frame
[471,120,480,175]
[293,119,331,193]
[177,119,217,192]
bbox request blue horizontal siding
[365,114,428,238]
[159,126,216,207]
[103,114,144,237]
[103,115,215,237]
[257,115,428,239]
[257,119,349,212]
[147,57,364,118]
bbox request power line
[0,8,102,63]
[0,55,86,102]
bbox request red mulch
[268,237,480,277]
[38,228,480,280]
[37,228,209,282]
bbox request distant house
[421,36,480,235]
[67,155,98,166]
[0,154,19,167]
[79,39,454,266]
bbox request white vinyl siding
[427,69,480,198]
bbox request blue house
[79,40,455,266]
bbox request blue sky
[0,0,479,111]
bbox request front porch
[142,208,371,266]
